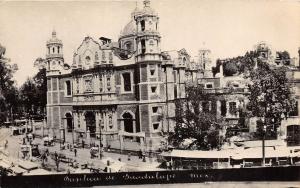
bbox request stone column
[140,137,145,151]
[60,126,64,143]
[103,111,107,131]
[226,101,229,117]
[216,100,221,117]
[86,129,91,147]
[32,123,36,134]
[102,134,107,148]
[95,111,99,133]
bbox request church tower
[134,0,163,149]
[46,30,64,71]
[45,30,66,138]
[198,48,213,78]
[134,0,161,61]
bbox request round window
[85,56,91,64]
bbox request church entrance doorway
[65,113,73,132]
[85,111,96,137]
[123,112,134,133]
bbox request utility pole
[99,119,102,159]
[262,124,266,166]
[72,112,75,145]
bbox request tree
[33,68,47,114]
[276,51,291,66]
[0,43,19,122]
[19,78,37,115]
[19,57,47,115]
[246,60,295,139]
[170,85,226,150]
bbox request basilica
[46,0,300,151]
[46,0,198,151]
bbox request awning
[11,166,26,174]
[161,149,233,159]
[18,160,39,170]
[24,168,53,176]
[118,131,145,137]
[0,160,11,169]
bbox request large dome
[120,19,137,38]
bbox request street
[0,126,161,174]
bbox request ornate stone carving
[84,95,95,101]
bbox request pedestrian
[82,140,85,149]
[139,149,142,159]
[54,151,58,161]
[74,148,77,157]
[4,140,8,149]
[142,151,146,162]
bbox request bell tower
[134,0,163,150]
[134,0,161,61]
[46,30,64,71]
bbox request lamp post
[72,113,75,145]
[99,119,103,159]
[262,124,266,166]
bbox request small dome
[137,0,157,17]
[47,30,62,45]
[120,19,136,37]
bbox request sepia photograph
[0,0,300,187]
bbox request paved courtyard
[0,126,162,173]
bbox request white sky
[0,0,300,86]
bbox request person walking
[82,140,85,149]
[54,151,58,161]
[4,140,8,149]
[74,148,77,157]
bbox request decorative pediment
[178,48,190,57]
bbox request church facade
[46,0,198,151]
[46,0,300,151]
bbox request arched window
[52,47,55,53]
[141,20,145,31]
[149,40,154,46]
[58,46,60,54]
[141,39,146,54]
[124,42,132,51]
[183,57,186,64]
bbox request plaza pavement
[0,127,162,173]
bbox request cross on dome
[143,0,150,7]
[52,29,56,38]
